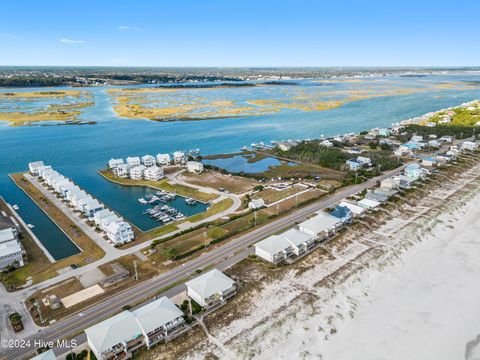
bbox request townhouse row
[28,161,134,245]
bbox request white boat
[12,205,19,210]
[138,198,147,204]
[27,224,35,229]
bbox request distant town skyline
[1,0,479,67]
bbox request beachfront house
[422,157,438,167]
[51,176,71,193]
[105,221,134,245]
[248,198,265,210]
[70,192,89,210]
[43,171,61,187]
[404,163,427,180]
[58,182,77,198]
[126,156,141,167]
[173,151,186,164]
[357,198,381,209]
[130,165,147,180]
[113,164,130,178]
[144,166,164,181]
[93,208,115,226]
[393,175,415,189]
[282,228,316,256]
[254,235,293,263]
[411,135,423,142]
[277,141,292,151]
[346,159,361,171]
[380,178,399,191]
[298,212,341,240]
[460,141,478,152]
[156,153,171,166]
[186,161,204,174]
[329,205,352,224]
[0,241,24,270]
[28,161,45,175]
[108,158,124,169]
[320,140,334,148]
[142,155,156,167]
[185,269,236,309]
[338,201,365,217]
[365,190,390,203]
[85,311,145,360]
[133,297,186,348]
[66,188,86,205]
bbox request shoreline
[154,156,480,360]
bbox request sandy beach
[142,158,480,360]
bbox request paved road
[0,164,408,360]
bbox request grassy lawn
[98,170,218,202]
[187,198,233,223]
[260,162,344,180]
[8,174,105,288]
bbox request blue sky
[0,0,479,67]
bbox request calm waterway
[1,75,480,260]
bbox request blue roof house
[329,205,352,224]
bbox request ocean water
[1,74,480,260]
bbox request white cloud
[59,38,85,44]
[118,25,141,31]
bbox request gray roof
[133,297,183,334]
[185,269,235,300]
[255,235,291,256]
[299,212,340,234]
[85,311,143,355]
[0,228,16,243]
[282,228,313,247]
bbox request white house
[282,228,315,256]
[298,212,341,240]
[411,135,423,142]
[248,198,265,210]
[186,161,204,174]
[75,195,94,212]
[113,164,130,178]
[255,235,293,263]
[380,178,399,191]
[93,208,115,226]
[346,159,361,171]
[85,311,145,360]
[320,140,334,148]
[141,155,156,167]
[83,199,104,219]
[0,228,17,245]
[338,201,365,217]
[357,198,381,209]
[173,151,186,164]
[0,241,24,270]
[393,175,416,189]
[108,158,124,169]
[100,214,123,232]
[460,141,478,151]
[126,156,141,167]
[106,221,134,245]
[356,156,372,167]
[130,165,147,180]
[144,166,164,181]
[58,182,77,198]
[440,135,454,143]
[133,297,185,348]
[28,161,45,175]
[185,269,236,309]
[70,192,89,209]
[404,163,427,180]
[156,153,171,166]
[37,165,53,178]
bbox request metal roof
[185,269,235,300]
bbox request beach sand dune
[170,163,480,360]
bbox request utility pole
[254,211,257,227]
[355,171,358,184]
[276,203,279,218]
[133,260,138,281]
[203,231,208,249]
[295,194,298,209]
